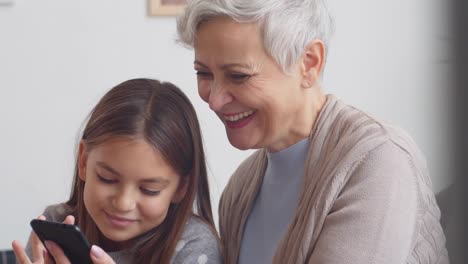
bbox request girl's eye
[97,174,116,184]
[141,188,161,196]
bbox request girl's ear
[172,177,189,203]
[78,140,89,181]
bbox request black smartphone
[30,219,93,264]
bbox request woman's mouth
[223,110,256,129]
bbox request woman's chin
[227,136,257,150]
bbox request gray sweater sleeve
[308,141,418,264]
[170,217,222,264]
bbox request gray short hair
[176,0,334,74]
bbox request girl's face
[78,137,185,245]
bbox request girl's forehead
[89,138,180,181]
[90,136,158,157]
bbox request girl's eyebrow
[141,178,169,184]
[96,161,169,184]
[97,161,122,177]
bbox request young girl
[12,79,222,264]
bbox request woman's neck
[267,89,327,152]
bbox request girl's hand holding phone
[12,215,116,264]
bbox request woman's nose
[207,83,233,111]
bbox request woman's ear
[301,39,325,88]
[77,140,88,181]
[172,177,189,203]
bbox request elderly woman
[177,0,449,263]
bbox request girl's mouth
[104,211,137,228]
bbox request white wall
[0,0,452,249]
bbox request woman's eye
[230,73,250,82]
[195,71,213,79]
[97,174,116,184]
[141,188,161,196]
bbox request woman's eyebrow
[194,60,208,68]
[194,60,251,70]
[220,63,251,71]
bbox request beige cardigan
[219,95,449,264]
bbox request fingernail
[91,245,104,259]
[44,241,54,252]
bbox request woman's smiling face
[194,17,311,152]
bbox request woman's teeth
[225,110,254,122]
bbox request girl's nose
[112,188,137,212]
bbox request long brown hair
[66,78,215,263]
